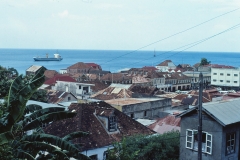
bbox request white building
[211,68,240,88]
[51,81,95,99]
[155,60,176,72]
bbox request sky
[0,0,240,52]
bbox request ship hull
[33,58,63,61]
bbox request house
[85,63,102,70]
[129,85,159,98]
[100,73,132,85]
[148,115,180,134]
[148,71,165,88]
[211,67,240,90]
[155,60,176,72]
[44,74,76,86]
[157,72,192,92]
[26,65,43,76]
[67,62,102,75]
[44,70,59,80]
[91,83,132,100]
[46,90,77,104]
[43,74,94,99]
[105,97,172,119]
[44,101,154,159]
[183,71,211,89]
[51,81,94,99]
[178,98,240,160]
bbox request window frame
[226,132,236,155]
[185,129,212,154]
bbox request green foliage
[0,66,90,160]
[30,89,48,103]
[200,58,211,66]
[106,131,180,160]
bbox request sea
[0,48,240,75]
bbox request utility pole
[198,73,203,160]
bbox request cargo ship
[33,53,63,61]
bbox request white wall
[211,68,240,87]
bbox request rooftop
[105,97,164,106]
[179,98,240,126]
[44,101,154,151]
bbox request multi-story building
[211,67,240,90]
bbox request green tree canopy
[106,130,180,160]
[200,58,211,66]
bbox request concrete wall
[221,124,240,160]
[122,98,172,119]
[180,112,223,160]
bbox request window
[227,74,230,76]
[220,73,224,75]
[144,111,147,117]
[108,116,117,132]
[226,80,230,83]
[89,154,98,160]
[213,79,217,82]
[226,132,235,155]
[234,74,238,77]
[68,97,71,101]
[186,129,212,154]
[234,81,238,83]
[220,80,223,82]
[79,86,81,89]
[130,113,134,119]
[213,73,217,75]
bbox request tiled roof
[44,101,154,151]
[83,80,109,93]
[148,115,180,134]
[46,90,77,104]
[205,64,235,68]
[85,63,100,67]
[100,73,132,81]
[92,88,132,100]
[129,85,158,96]
[44,75,76,85]
[44,70,59,80]
[156,60,172,66]
[142,66,158,71]
[173,93,211,106]
[67,62,92,70]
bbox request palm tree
[0,66,90,159]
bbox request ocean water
[0,48,240,75]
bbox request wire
[120,22,240,69]
[100,7,240,66]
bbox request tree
[0,66,90,159]
[200,58,211,66]
[106,131,180,160]
[0,68,47,102]
[30,89,48,103]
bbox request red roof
[44,74,76,85]
[142,66,157,71]
[85,63,100,67]
[204,64,235,69]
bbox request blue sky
[0,0,240,52]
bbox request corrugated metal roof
[178,98,240,126]
[111,88,122,94]
[110,83,132,89]
[203,98,240,126]
[26,65,42,72]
